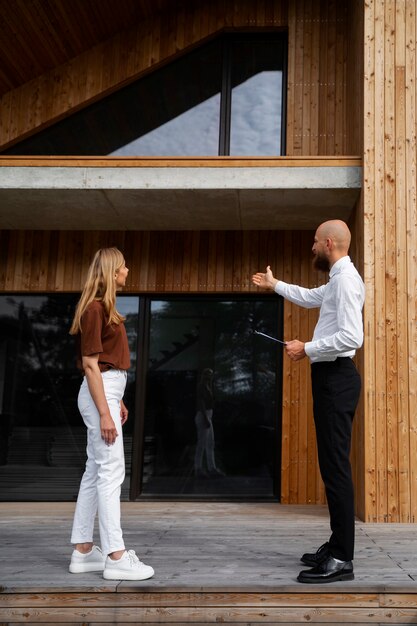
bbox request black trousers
[311,357,361,562]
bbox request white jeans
[71,369,127,556]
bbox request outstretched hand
[252,265,277,290]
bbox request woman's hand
[100,413,118,445]
[82,355,118,445]
[120,400,128,425]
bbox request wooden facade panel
[0,229,323,505]
[2,0,417,524]
[405,0,417,523]
[349,194,365,519]
[0,0,349,156]
[363,0,417,522]
[0,0,177,95]
[285,0,349,156]
[346,0,363,156]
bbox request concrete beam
[0,165,361,230]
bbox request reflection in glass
[142,298,282,498]
[194,368,223,478]
[230,37,284,156]
[3,40,222,156]
[111,93,220,156]
[230,71,282,155]
[0,295,139,501]
[2,34,285,157]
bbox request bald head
[316,220,351,254]
[312,220,351,271]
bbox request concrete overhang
[0,158,362,230]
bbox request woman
[68,247,154,581]
[194,368,223,478]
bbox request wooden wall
[346,0,365,519]
[363,0,417,522]
[0,229,325,505]
[286,0,348,155]
[346,0,364,157]
[0,0,361,508]
[0,0,350,157]
[0,0,175,95]
[0,0,288,150]
[3,0,417,524]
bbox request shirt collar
[329,255,351,278]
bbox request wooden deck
[1,502,417,625]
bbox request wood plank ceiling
[0,0,176,96]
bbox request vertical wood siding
[4,0,417,523]
[0,229,324,505]
[363,0,417,522]
[286,0,348,155]
[0,0,349,157]
[0,0,358,508]
[346,0,365,520]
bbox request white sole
[69,564,105,573]
[103,568,154,581]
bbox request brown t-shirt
[77,300,130,372]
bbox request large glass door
[0,294,139,501]
[133,296,283,499]
[0,293,283,501]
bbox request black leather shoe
[297,556,354,584]
[300,542,330,567]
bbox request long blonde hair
[69,247,126,335]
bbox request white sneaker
[103,549,155,581]
[69,545,105,573]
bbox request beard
[313,253,330,273]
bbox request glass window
[229,37,284,156]
[3,34,286,157]
[0,293,283,501]
[3,40,223,156]
[110,41,222,157]
[138,297,283,499]
[0,295,139,501]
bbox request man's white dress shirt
[273,256,365,363]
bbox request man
[252,220,365,584]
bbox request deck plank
[0,503,416,624]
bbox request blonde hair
[69,247,126,335]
